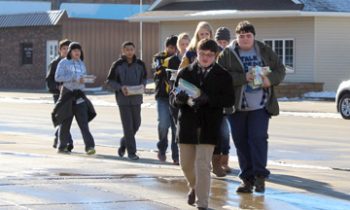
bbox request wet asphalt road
[0,92,350,209]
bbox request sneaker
[118,146,126,157]
[86,148,96,155]
[157,152,166,162]
[53,138,58,149]
[236,179,254,193]
[128,154,139,160]
[57,147,69,154]
[254,176,265,193]
[67,144,74,152]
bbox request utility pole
[51,0,61,10]
[139,0,143,60]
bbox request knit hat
[68,42,82,51]
[165,35,178,47]
[215,27,231,42]
[67,42,84,60]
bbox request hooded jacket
[106,55,147,106]
[217,40,286,116]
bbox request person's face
[59,45,69,57]
[178,39,190,53]
[70,49,81,60]
[197,28,211,40]
[236,32,255,51]
[217,40,229,49]
[166,45,177,56]
[122,45,135,59]
[197,49,216,68]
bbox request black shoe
[52,138,58,149]
[128,154,139,160]
[118,146,126,157]
[157,152,166,162]
[187,189,195,205]
[236,179,253,193]
[254,176,265,193]
[67,144,74,152]
[57,147,70,154]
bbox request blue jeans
[213,116,231,155]
[156,98,178,161]
[227,109,270,180]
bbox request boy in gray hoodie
[106,41,147,160]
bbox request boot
[254,176,266,193]
[221,155,232,173]
[236,179,254,193]
[212,155,226,177]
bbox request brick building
[0,10,159,90]
[0,10,66,89]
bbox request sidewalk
[0,90,348,209]
[1,132,350,210]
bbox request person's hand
[121,86,129,96]
[193,92,209,107]
[79,77,85,84]
[246,71,254,82]
[261,75,271,88]
[175,90,189,104]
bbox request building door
[46,40,58,73]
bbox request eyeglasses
[198,51,216,58]
[237,33,254,39]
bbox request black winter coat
[52,87,96,127]
[170,61,234,145]
[46,56,63,94]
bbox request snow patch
[280,111,340,119]
[303,91,336,99]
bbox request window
[264,39,294,73]
[21,43,33,65]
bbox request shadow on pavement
[269,173,350,201]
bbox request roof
[0,10,67,28]
[299,0,350,12]
[129,0,350,22]
[151,0,304,11]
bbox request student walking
[106,41,147,160]
[53,42,97,155]
[179,21,213,69]
[168,33,191,128]
[153,35,180,164]
[176,32,191,60]
[218,21,286,193]
[171,39,234,209]
[212,26,233,176]
[46,39,74,150]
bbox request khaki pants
[179,144,215,208]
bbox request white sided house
[129,0,350,94]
